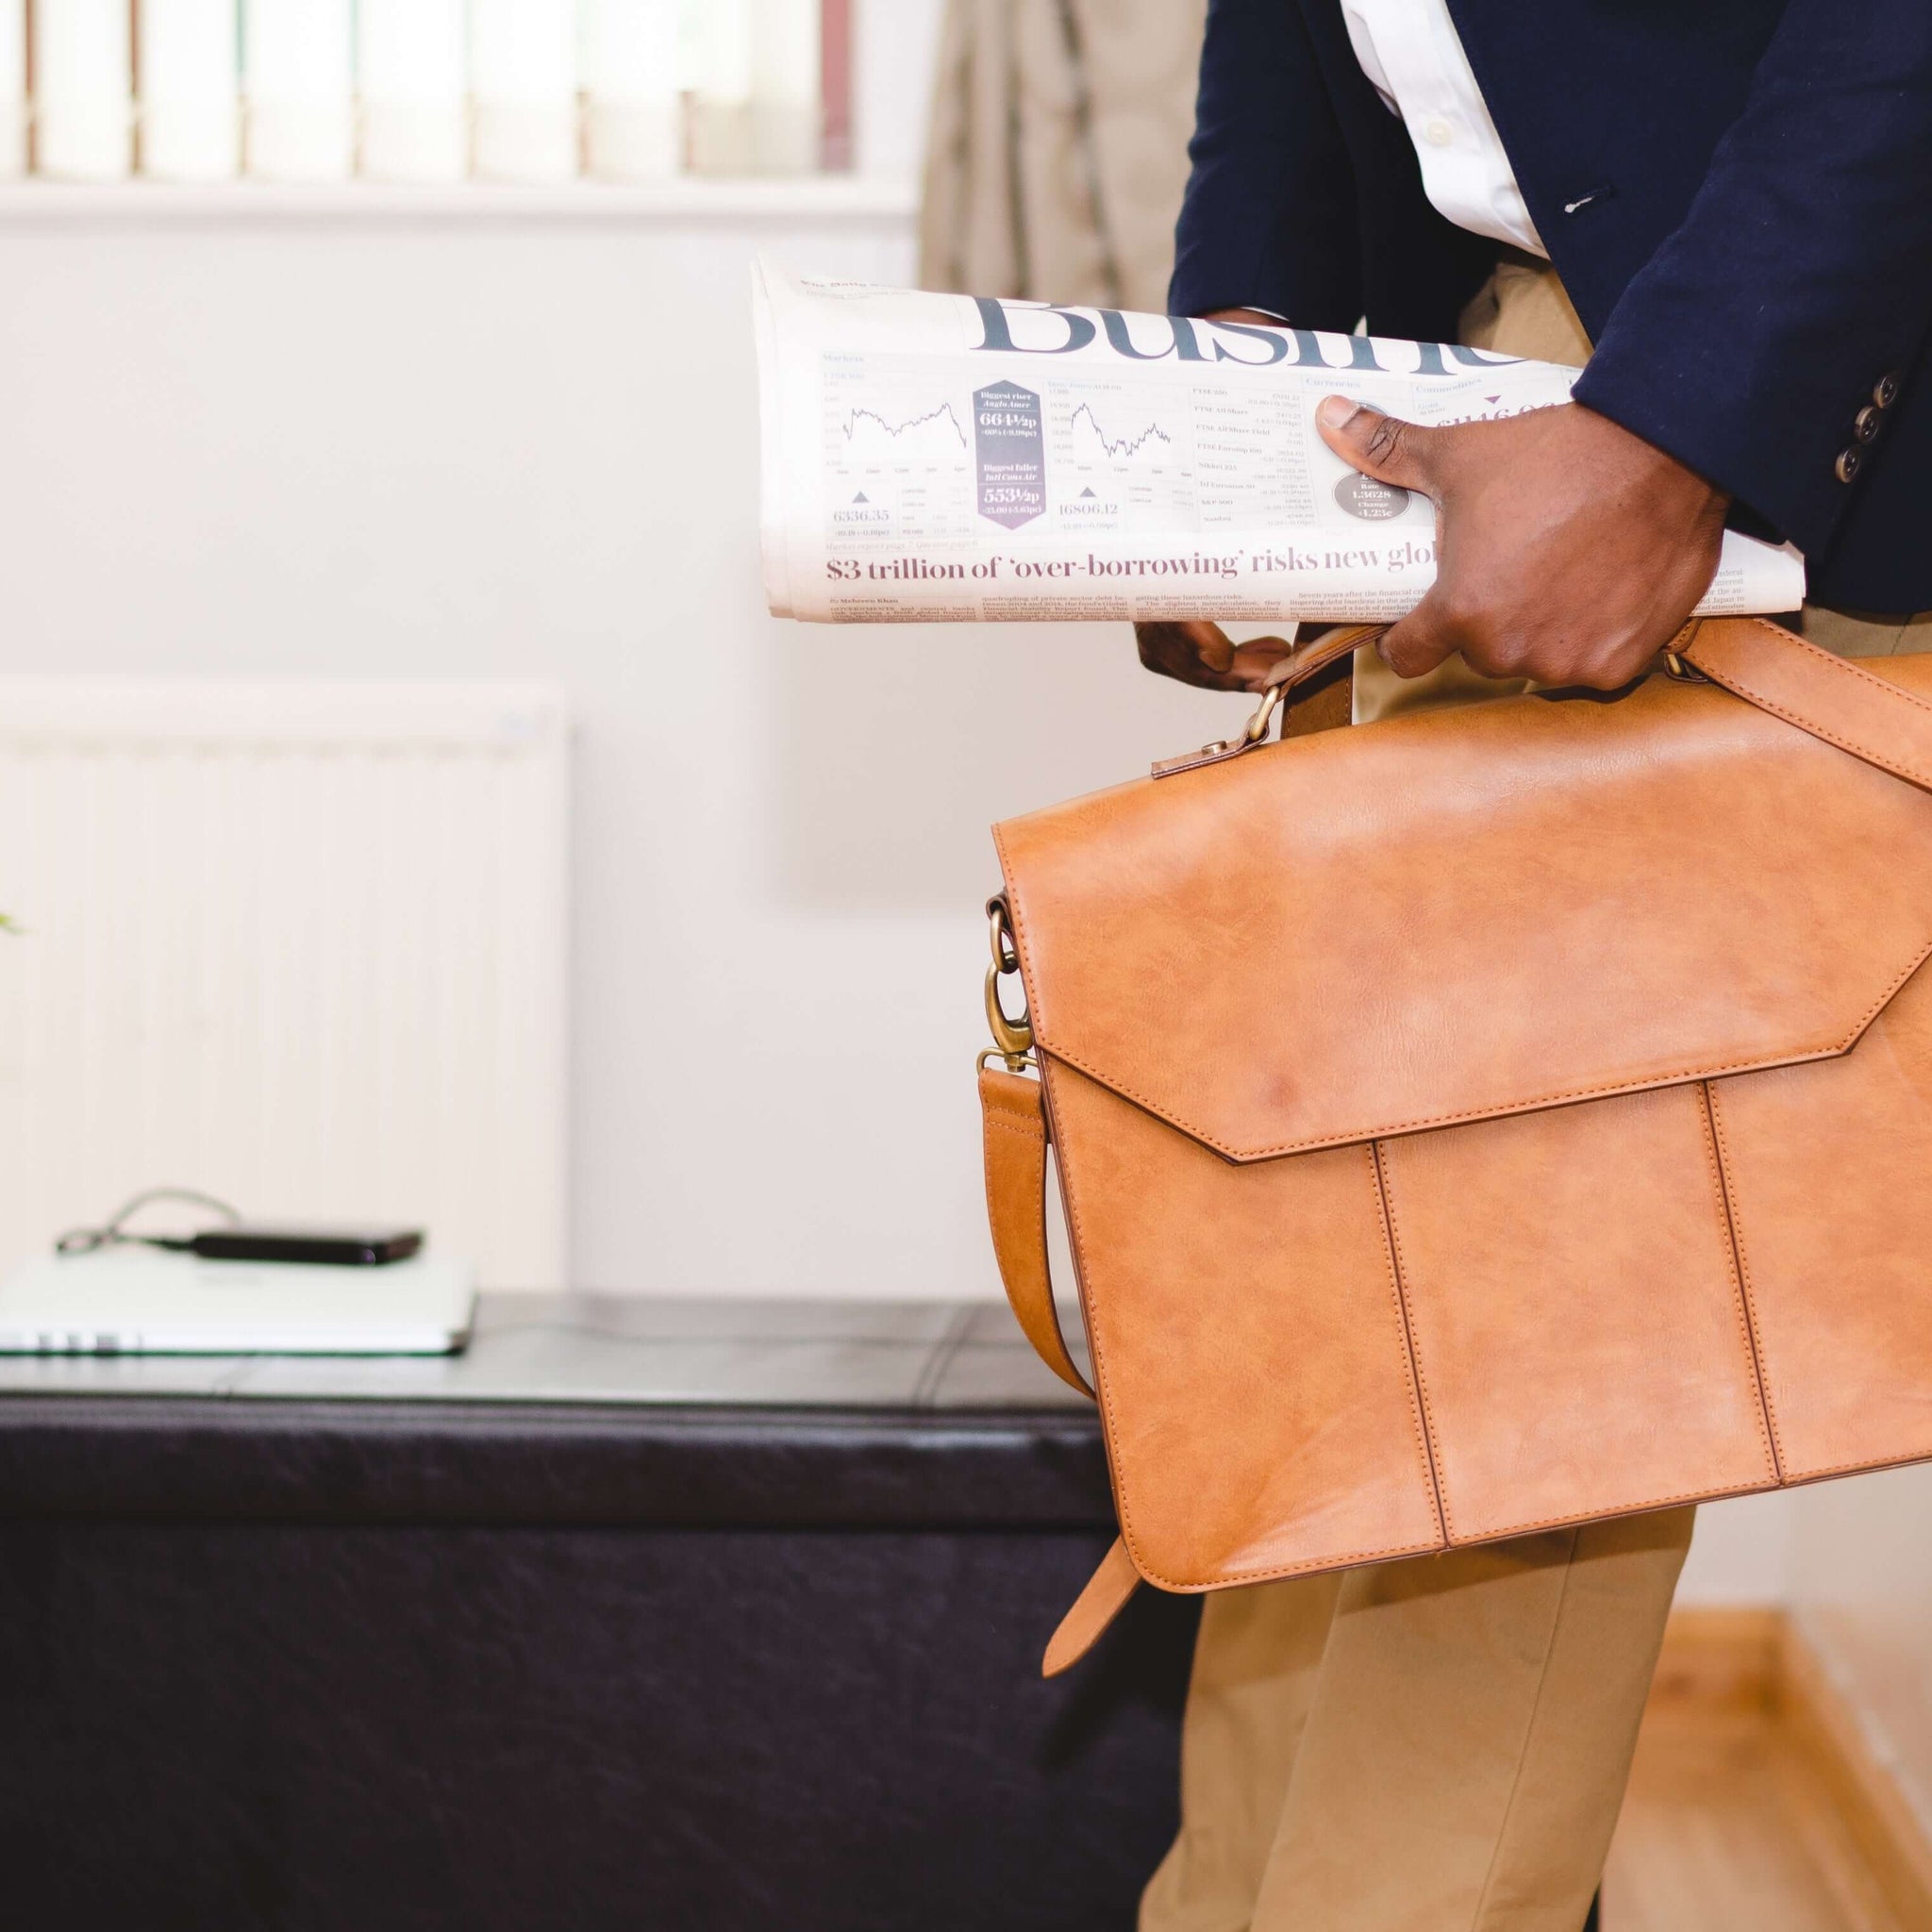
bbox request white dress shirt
[1341,0,1545,258]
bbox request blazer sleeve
[1166,0,1362,327]
[1571,0,1932,564]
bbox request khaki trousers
[1143,258,1928,1932]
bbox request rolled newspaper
[755,258,1806,625]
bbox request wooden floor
[1601,1613,1920,1932]
[1606,1707,1905,1932]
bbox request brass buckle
[1153,662,1297,778]
[976,1047,1036,1074]
[1242,680,1286,744]
[982,895,1035,1072]
[1662,621,1707,683]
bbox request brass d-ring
[985,961,1034,1059]
[1242,681,1286,745]
[984,894,1033,1065]
[988,899,1020,974]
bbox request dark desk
[0,1295,1194,1932]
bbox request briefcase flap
[993,659,1932,1161]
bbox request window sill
[0,172,919,227]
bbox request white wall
[0,0,1223,1311]
[1790,1470,1932,1836]
[0,188,1240,1300]
[1675,1491,1793,1607]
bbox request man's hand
[1315,396,1731,690]
[1133,620,1294,692]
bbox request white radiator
[0,679,569,1290]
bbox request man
[1131,5,1932,1929]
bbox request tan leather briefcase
[979,616,1932,1675]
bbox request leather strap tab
[979,1066,1093,1399]
[1152,625,1388,778]
[1260,621,1389,698]
[1684,617,1932,794]
[1042,1537,1142,1677]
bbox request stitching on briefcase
[1371,1141,1453,1542]
[1446,1479,1776,1543]
[982,1093,1045,1132]
[993,673,1932,1163]
[1696,618,1932,785]
[1746,616,1932,715]
[1700,672,1932,789]
[1698,1082,1785,1482]
[1027,927,1932,1161]
[1776,1443,1932,1487]
[1354,1087,1782,1546]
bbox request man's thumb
[1316,396,1436,492]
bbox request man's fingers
[1134,620,1253,691]
[1376,594,1458,681]
[1135,619,1234,672]
[1316,397,1439,494]
[1181,620,1237,675]
[1227,636,1293,689]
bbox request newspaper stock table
[0,1293,1192,1932]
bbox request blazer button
[1836,446,1863,483]
[1874,371,1902,408]
[1855,404,1884,442]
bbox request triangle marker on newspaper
[752,257,1806,625]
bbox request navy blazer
[1169,0,1932,612]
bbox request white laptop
[0,1246,476,1356]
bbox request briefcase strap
[977,1063,1091,1400]
[1682,618,1932,791]
[978,1062,1143,1674]
[1042,1538,1142,1677]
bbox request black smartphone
[189,1224,425,1267]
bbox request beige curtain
[919,0,1209,313]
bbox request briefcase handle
[1153,615,1932,790]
